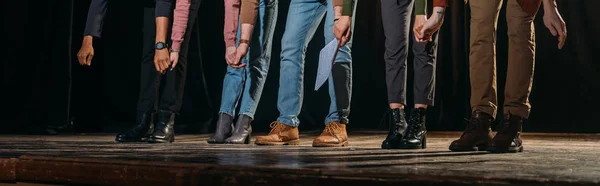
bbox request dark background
[1,0,599,134]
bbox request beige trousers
[469,0,536,119]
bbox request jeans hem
[277,118,299,127]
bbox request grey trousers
[380,0,438,106]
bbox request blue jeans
[277,0,357,127]
[219,0,279,119]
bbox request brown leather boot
[488,114,524,153]
[255,121,300,145]
[449,110,494,151]
[312,122,349,147]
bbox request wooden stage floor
[0,131,599,186]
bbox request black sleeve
[155,0,173,18]
[83,0,108,38]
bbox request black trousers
[381,0,438,106]
[137,0,201,120]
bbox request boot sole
[147,137,175,143]
[115,138,146,143]
[255,139,300,146]
[449,144,488,152]
[312,140,349,147]
[487,146,524,153]
[207,141,226,144]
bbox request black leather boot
[400,108,427,149]
[207,113,234,144]
[115,112,154,142]
[147,110,175,143]
[224,115,252,144]
[449,110,494,151]
[381,108,408,149]
[488,114,524,153]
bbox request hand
[334,16,352,47]
[543,4,567,49]
[225,46,237,66]
[77,36,94,66]
[413,15,427,42]
[232,43,248,68]
[154,49,170,74]
[419,7,446,42]
[169,51,179,71]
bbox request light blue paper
[315,39,339,91]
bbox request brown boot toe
[312,122,348,147]
[254,122,300,146]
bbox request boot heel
[244,133,251,144]
[421,136,427,149]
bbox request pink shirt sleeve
[224,0,241,48]
[171,0,191,51]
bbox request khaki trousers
[469,0,536,119]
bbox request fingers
[546,22,558,36]
[77,52,86,66]
[414,26,423,42]
[557,22,567,49]
[86,53,93,66]
[170,58,178,71]
[154,59,161,73]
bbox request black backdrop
[2,0,599,134]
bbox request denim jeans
[277,0,357,127]
[219,0,279,119]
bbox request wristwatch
[155,42,168,50]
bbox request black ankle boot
[401,108,427,149]
[207,113,233,144]
[224,115,252,144]
[115,112,155,142]
[147,110,175,143]
[381,108,408,149]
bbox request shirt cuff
[225,38,236,48]
[433,0,448,7]
[414,0,426,15]
[171,40,183,51]
[342,0,353,16]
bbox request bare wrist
[83,35,93,45]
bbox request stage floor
[1,131,599,186]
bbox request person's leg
[489,0,536,153]
[449,0,502,151]
[312,0,357,147]
[379,0,412,149]
[116,7,160,143]
[226,0,279,144]
[468,0,502,119]
[254,0,326,145]
[149,0,203,143]
[237,0,278,119]
[401,19,440,149]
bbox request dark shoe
[224,115,253,144]
[488,114,524,153]
[207,113,234,144]
[312,122,349,147]
[449,110,494,151]
[400,108,427,149]
[381,108,408,149]
[115,112,154,142]
[147,110,175,143]
[255,121,300,145]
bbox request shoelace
[269,121,285,134]
[405,112,420,138]
[324,123,341,136]
[459,117,481,138]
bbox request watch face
[156,42,166,50]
